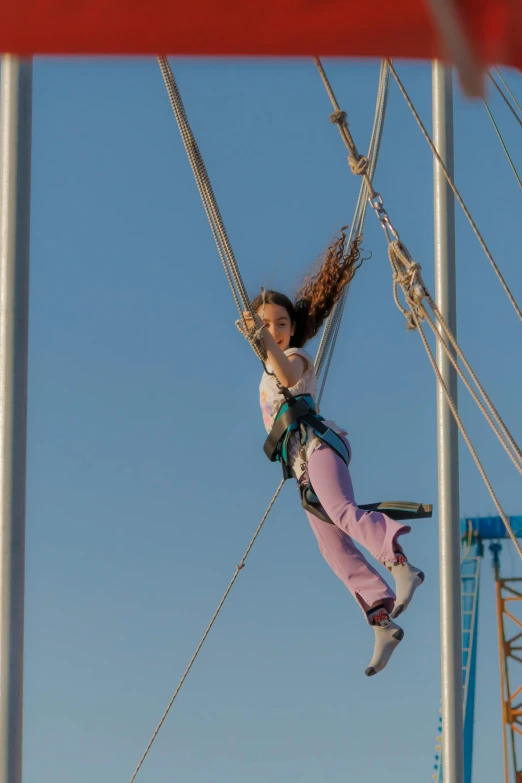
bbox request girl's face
[256,303,295,351]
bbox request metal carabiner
[380,214,401,243]
[369,192,386,219]
[368,193,400,242]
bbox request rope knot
[348,154,369,176]
[330,109,347,125]
[388,240,426,331]
[405,313,417,331]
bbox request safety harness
[263,389,432,524]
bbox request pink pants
[305,442,411,618]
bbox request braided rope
[129,58,388,781]
[128,480,285,783]
[131,58,522,782]
[315,60,390,399]
[388,239,522,472]
[388,61,522,324]
[348,155,369,176]
[126,62,296,783]
[488,71,522,130]
[422,305,522,475]
[483,99,522,190]
[492,69,522,120]
[412,311,522,562]
[314,59,522,557]
[425,294,522,466]
[157,56,267,362]
[314,57,378,203]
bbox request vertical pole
[0,56,32,783]
[493,572,510,783]
[433,61,463,783]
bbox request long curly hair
[251,227,364,348]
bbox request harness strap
[300,488,433,523]
[298,413,350,465]
[263,393,433,525]
[359,501,433,520]
[263,396,312,462]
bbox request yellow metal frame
[495,573,522,783]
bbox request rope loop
[330,109,347,125]
[235,309,268,361]
[388,240,426,331]
[348,154,369,176]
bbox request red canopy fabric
[1,0,521,69]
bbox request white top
[259,347,347,479]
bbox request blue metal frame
[460,516,522,541]
[461,553,481,783]
[433,515,522,783]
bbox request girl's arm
[241,312,306,388]
[263,329,306,388]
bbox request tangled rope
[316,59,522,563]
[388,241,426,331]
[388,238,522,559]
[315,59,390,399]
[389,239,522,473]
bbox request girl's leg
[307,443,411,565]
[305,510,395,617]
[306,510,404,676]
[307,443,425,620]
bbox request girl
[242,229,424,676]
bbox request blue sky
[9,57,522,782]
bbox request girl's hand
[242,311,255,331]
[240,310,264,333]
[237,310,305,388]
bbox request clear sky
[8,57,522,782]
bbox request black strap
[263,397,312,461]
[358,501,433,520]
[299,413,329,436]
[303,492,433,525]
[298,482,333,524]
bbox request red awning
[1,0,521,70]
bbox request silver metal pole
[432,62,463,783]
[0,56,32,783]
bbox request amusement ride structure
[435,514,522,783]
[1,3,522,783]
